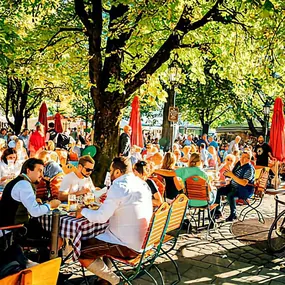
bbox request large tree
[73,0,263,183]
[0,0,86,132]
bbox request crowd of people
[0,123,278,284]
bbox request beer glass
[68,194,77,211]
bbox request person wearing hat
[28,123,45,158]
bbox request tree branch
[39,27,84,52]
[125,0,225,96]
[74,0,92,33]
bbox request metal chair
[239,168,269,223]
[107,202,170,285]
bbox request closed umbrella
[269,97,285,162]
[54,113,63,133]
[38,102,48,134]
[129,96,143,148]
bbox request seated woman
[155,152,217,205]
[36,151,63,201]
[160,152,184,202]
[130,145,142,165]
[15,139,28,162]
[219,154,235,181]
[208,146,219,168]
[133,160,163,208]
[0,149,19,187]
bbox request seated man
[0,158,61,240]
[77,157,153,285]
[215,150,255,221]
[59,155,96,201]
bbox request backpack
[47,129,57,141]
[54,133,70,150]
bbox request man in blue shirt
[214,150,255,221]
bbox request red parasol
[269,97,285,162]
[54,112,63,133]
[129,96,143,148]
[38,102,48,134]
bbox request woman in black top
[161,152,185,201]
[133,160,163,207]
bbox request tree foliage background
[0,0,284,183]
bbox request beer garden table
[39,214,109,260]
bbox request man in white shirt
[77,157,153,285]
[228,135,241,153]
[59,155,95,201]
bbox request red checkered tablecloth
[40,214,108,260]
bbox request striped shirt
[231,162,254,190]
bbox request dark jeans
[215,185,238,217]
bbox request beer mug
[84,193,95,205]
[68,194,77,211]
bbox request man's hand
[76,204,86,218]
[223,170,233,178]
[49,199,61,209]
[99,193,107,204]
[77,187,91,196]
[36,198,43,205]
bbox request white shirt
[11,179,50,217]
[81,173,153,252]
[229,140,239,153]
[59,171,95,194]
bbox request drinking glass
[68,194,77,211]
[84,193,95,205]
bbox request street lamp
[263,99,271,143]
[55,95,61,113]
[168,56,181,151]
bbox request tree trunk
[161,87,175,151]
[245,115,261,137]
[5,77,28,135]
[92,95,125,186]
[202,122,210,135]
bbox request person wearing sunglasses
[59,155,95,201]
[214,150,255,222]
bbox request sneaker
[225,215,237,222]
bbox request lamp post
[168,56,181,151]
[263,99,271,143]
[55,95,61,113]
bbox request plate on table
[47,210,68,216]
[88,205,100,210]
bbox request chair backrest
[166,194,188,233]
[255,168,269,196]
[0,271,21,285]
[149,174,166,198]
[185,176,209,201]
[143,202,170,249]
[20,257,61,285]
